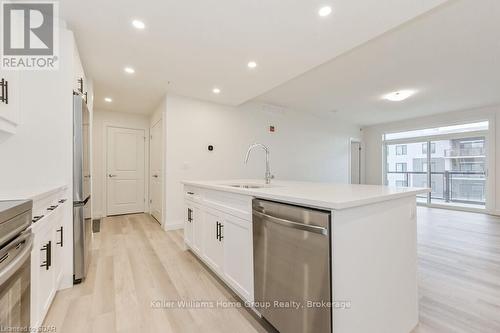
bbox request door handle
[152,174,159,178]
[108,174,117,178]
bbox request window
[396,180,408,187]
[396,163,407,172]
[422,143,436,154]
[396,145,407,155]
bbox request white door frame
[102,123,148,217]
[348,138,363,184]
[149,118,164,225]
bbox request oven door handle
[0,232,33,286]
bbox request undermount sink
[222,183,273,189]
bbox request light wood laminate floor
[44,208,500,333]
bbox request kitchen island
[181,179,429,333]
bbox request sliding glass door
[429,137,486,208]
[385,141,428,204]
[383,121,489,211]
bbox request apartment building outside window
[383,121,489,210]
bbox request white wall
[92,109,150,217]
[363,105,499,215]
[163,94,361,229]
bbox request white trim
[383,130,489,145]
[419,202,486,214]
[165,221,184,231]
[102,123,148,217]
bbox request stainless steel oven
[0,200,33,332]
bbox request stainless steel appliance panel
[73,93,92,283]
[0,231,33,331]
[253,199,331,333]
[0,200,32,248]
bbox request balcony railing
[386,171,486,206]
[444,147,485,157]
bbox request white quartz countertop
[182,179,430,210]
[0,184,68,201]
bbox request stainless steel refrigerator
[73,92,92,284]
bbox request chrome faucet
[245,143,274,184]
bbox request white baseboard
[493,210,500,217]
[164,220,184,231]
[93,211,104,219]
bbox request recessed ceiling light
[124,67,135,74]
[247,61,257,69]
[104,97,113,103]
[212,88,221,94]
[318,6,332,17]
[132,20,145,29]
[383,90,416,102]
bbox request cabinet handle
[187,208,192,222]
[187,192,195,195]
[47,204,59,211]
[0,78,8,104]
[219,223,224,241]
[40,241,52,270]
[57,226,63,247]
[216,222,220,240]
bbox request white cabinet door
[34,225,55,326]
[223,214,254,302]
[202,208,224,274]
[192,203,203,254]
[184,202,194,246]
[52,208,65,286]
[0,70,20,133]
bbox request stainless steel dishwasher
[253,199,331,333]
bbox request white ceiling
[257,0,500,126]
[60,0,448,114]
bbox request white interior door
[351,141,362,184]
[149,120,163,224]
[106,127,145,216]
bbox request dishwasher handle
[253,210,328,236]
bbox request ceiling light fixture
[383,90,416,102]
[104,97,113,103]
[318,6,332,17]
[124,67,135,74]
[247,61,257,69]
[212,88,221,94]
[132,20,145,29]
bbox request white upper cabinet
[0,70,20,133]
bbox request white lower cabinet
[33,225,55,325]
[222,214,253,302]
[202,207,224,274]
[191,204,203,254]
[30,194,69,328]
[184,188,254,302]
[184,202,194,246]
